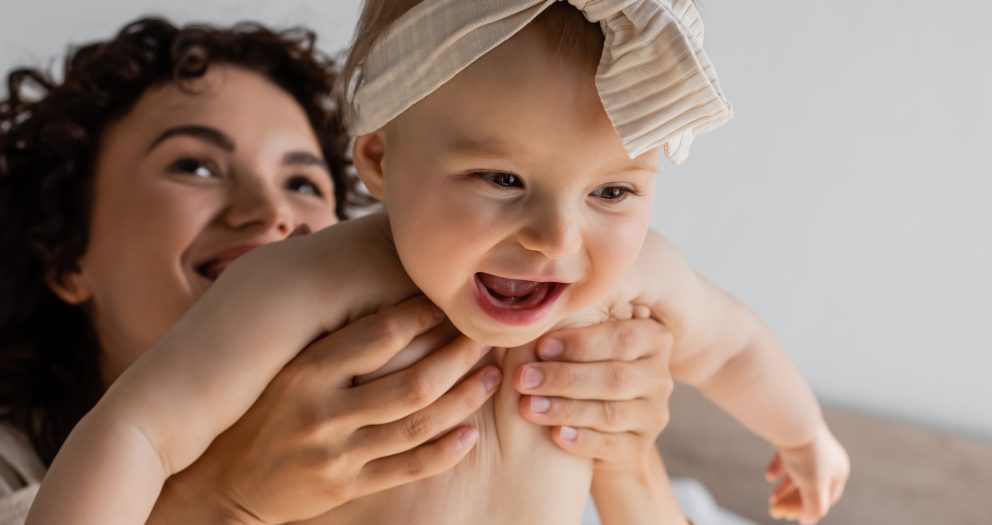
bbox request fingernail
[483,368,501,392]
[457,427,479,449]
[530,396,551,413]
[521,366,544,389]
[560,426,578,442]
[538,338,564,359]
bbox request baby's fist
[766,422,849,524]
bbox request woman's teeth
[196,261,224,282]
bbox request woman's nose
[517,205,582,259]
[224,179,293,236]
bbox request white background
[1,0,989,440]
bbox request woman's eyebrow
[282,151,329,171]
[146,125,235,153]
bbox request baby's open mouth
[475,273,565,311]
[473,272,567,326]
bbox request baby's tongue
[478,273,539,299]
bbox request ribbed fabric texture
[352,0,732,163]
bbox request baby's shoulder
[611,230,688,306]
[572,229,701,328]
[302,212,418,318]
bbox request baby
[27,2,848,525]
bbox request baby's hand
[766,422,850,524]
[515,318,674,472]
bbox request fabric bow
[352,0,732,163]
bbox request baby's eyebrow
[146,125,235,153]
[443,129,522,158]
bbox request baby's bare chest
[301,346,592,525]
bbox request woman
[0,17,685,525]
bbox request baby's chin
[448,314,555,349]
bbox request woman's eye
[167,157,220,179]
[591,185,634,201]
[478,171,524,189]
[286,176,324,197]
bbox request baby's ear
[45,268,92,305]
[352,131,387,201]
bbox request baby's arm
[634,230,821,446]
[634,231,848,522]
[27,214,414,525]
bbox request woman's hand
[148,296,500,525]
[514,318,675,473]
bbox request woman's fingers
[352,366,501,460]
[343,335,490,425]
[518,396,655,433]
[296,296,446,379]
[515,360,659,400]
[547,426,644,460]
[356,425,480,497]
[536,318,673,363]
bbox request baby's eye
[477,171,524,189]
[167,156,221,179]
[591,185,635,201]
[286,175,324,197]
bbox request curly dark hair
[0,17,355,466]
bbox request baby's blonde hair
[341,0,604,126]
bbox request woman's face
[56,65,339,385]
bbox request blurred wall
[1,1,989,439]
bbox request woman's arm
[591,448,689,525]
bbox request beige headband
[352,0,732,163]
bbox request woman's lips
[473,273,567,325]
[193,244,262,282]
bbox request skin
[364,26,658,349]
[353,23,848,524]
[36,64,687,524]
[43,66,497,521]
[28,14,846,524]
[34,17,846,523]
[274,25,672,525]
[51,66,339,383]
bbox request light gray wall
[2,1,989,439]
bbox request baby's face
[358,28,658,347]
